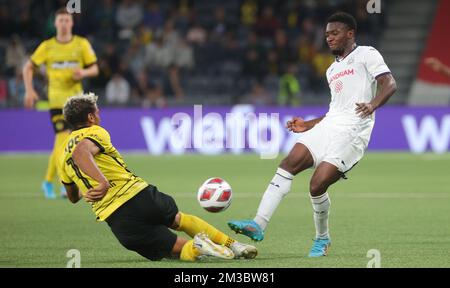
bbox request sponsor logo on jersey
[51,61,80,69]
[328,69,354,85]
[334,80,344,94]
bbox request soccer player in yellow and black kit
[22,8,99,199]
[57,93,257,261]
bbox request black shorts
[50,109,70,133]
[105,185,179,261]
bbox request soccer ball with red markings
[197,177,233,213]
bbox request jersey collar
[72,125,90,131]
[55,35,75,45]
[336,45,358,63]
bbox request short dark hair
[327,12,357,32]
[63,93,98,127]
[55,7,73,17]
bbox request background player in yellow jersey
[22,8,99,199]
[58,93,257,261]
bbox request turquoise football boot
[60,185,68,199]
[42,181,56,199]
[227,220,264,242]
[308,238,331,257]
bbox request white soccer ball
[197,177,233,213]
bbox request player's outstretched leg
[228,144,314,242]
[227,166,293,242]
[175,212,257,259]
[192,232,235,260]
[177,233,234,261]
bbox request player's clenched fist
[286,117,310,133]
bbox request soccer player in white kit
[228,12,397,257]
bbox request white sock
[310,193,331,239]
[254,168,293,231]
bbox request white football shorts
[297,118,370,176]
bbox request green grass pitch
[1,153,449,268]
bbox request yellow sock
[44,150,56,182]
[178,213,235,247]
[180,240,200,261]
[45,131,69,182]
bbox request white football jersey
[325,45,391,126]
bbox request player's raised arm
[22,60,39,109]
[72,139,110,202]
[356,73,397,118]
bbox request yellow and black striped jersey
[58,125,147,221]
[31,36,97,109]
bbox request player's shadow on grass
[84,258,150,265]
[91,257,240,266]
[165,258,239,264]
[255,253,314,261]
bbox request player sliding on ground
[228,12,397,257]
[58,93,257,262]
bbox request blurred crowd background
[0,0,387,108]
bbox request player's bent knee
[309,180,328,197]
[279,154,313,176]
[279,158,297,175]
